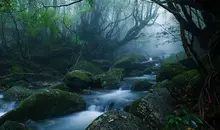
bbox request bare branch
[42,0,83,8]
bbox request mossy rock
[171,69,200,89]
[0,121,31,130]
[100,69,124,89]
[92,69,124,90]
[156,62,186,82]
[114,55,146,69]
[86,110,148,130]
[3,86,38,101]
[48,82,69,91]
[0,89,86,125]
[100,73,120,90]
[131,80,153,91]
[74,61,103,75]
[128,88,177,130]
[63,70,93,92]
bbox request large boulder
[93,69,124,89]
[92,60,112,71]
[0,121,30,130]
[63,70,93,92]
[131,80,153,91]
[156,63,186,82]
[74,61,103,75]
[3,86,37,101]
[128,88,177,130]
[0,89,86,125]
[114,54,146,69]
[86,110,148,130]
[48,82,69,91]
[170,69,200,101]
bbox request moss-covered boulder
[0,89,86,125]
[0,121,30,130]
[91,69,124,90]
[100,73,120,90]
[171,69,200,88]
[92,60,112,71]
[48,82,69,91]
[101,69,124,89]
[86,110,148,130]
[131,80,153,91]
[74,61,103,75]
[114,54,146,69]
[170,69,200,100]
[128,88,177,130]
[3,86,37,101]
[63,70,93,92]
[156,63,186,82]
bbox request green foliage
[9,65,23,73]
[0,0,16,13]
[107,68,124,80]
[164,109,204,130]
[171,69,200,89]
[156,63,186,82]
[98,69,124,89]
[17,8,60,38]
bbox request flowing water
[0,75,155,130]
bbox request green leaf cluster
[164,109,204,130]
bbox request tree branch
[42,0,83,8]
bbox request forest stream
[0,75,156,130]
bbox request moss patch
[3,86,38,101]
[156,62,186,82]
[0,89,86,125]
[63,70,93,92]
[75,61,103,75]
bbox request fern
[164,109,204,130]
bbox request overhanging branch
[42,0,83,8]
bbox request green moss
[171,69,200,88]
[100,69,125,89]
[75,60,103,75]
[114,54,146,68]
[17,89,86,120]
[156,63,186,82]
[131,80,153,91]
[100,73,120,90]
[4,86,38,101]
[0,89,86,125]
[49,82,69,91]
[152,80,170,88]
[64,70,93,92]
[68,70,92,82]
[9,65,23,73]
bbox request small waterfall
[0,94,17,117]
